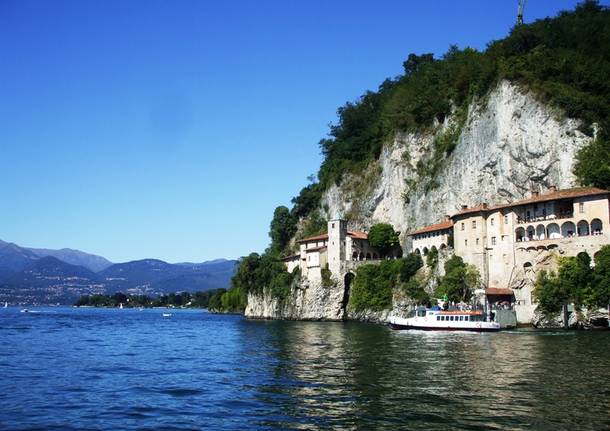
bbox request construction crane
[517,0,527,25]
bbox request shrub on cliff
[435,256,480,302]
[368,223,400,257]
[535,248,610,316]
[349,260,400,312]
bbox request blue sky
[0,0,603,263]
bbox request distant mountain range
[0,239,237,305]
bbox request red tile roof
[348,230,368,240]
[280,253,300,261]
[408,220,453,236]
[452,187,609,218]
[297,230,368,243]
[486,288,514,296]
[305,245,327,252]
[297,233,328,243]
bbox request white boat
[119,303,124,309]
[3,302,7,308]
[389,307,501,332]
[162,313,172,317]
[20,308,29,313]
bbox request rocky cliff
[247,80,593,322]
[323,80,591,241]
[245,80,593,322]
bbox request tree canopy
[368,223,400,257]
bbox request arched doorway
[341,272,355,318]
[577,220,590,236]
[536,224,546,240]
[561,221,576,238]
[591,218,603,235]
[547,223,561,239]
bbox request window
[476,238,479,245]
[490,218,494,226]
[461,222,465,231]
[465,316,469,321]
[459,316,464,321]
[505,215,509,224]
[331,223,335,228]
[436,316,440,321]
[579,202,584,213]
[465,239,468,246]
[491,237,496,245]
[502,235,507,241]
[472,220,477,229]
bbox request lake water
[1,307,608,430]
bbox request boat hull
[389,322,501,332]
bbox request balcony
[516,211,573,225]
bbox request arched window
[577,220,590,236]
[526,225,536,240]
[547,223,561,239]
[373,253,379,260]
[591,218,603,235]
[414,248,421,255]
[352,251,358,261]
[561,221,576,238]
[515,227,525,242]
[536,224,546,240]
[422,247,429,256]
[440,243,447,250]
[365,253,371,260]
[523,262,532,269]
[359,252,364,261]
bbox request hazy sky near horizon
[1,0,603,263]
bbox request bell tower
[327,217,346,275]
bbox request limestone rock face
[244,276,346,321]
[245,80,592,323]
[323,81,590,241]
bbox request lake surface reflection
[1,308,608,430]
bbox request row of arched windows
[351,250,404,261]
[515,219,603,242]
[414,244,447,255]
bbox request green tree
[368,223,400,257]
[588,246,610,308]
[269,206,296,255]
[426,246,439,268]
[436,256,479,302]
[349,261,397,312]
[397,252,423,282]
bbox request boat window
[450,316,454,321]
[459,316,464,321]
[464,316,469,321]
[417,309,426,317]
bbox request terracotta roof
[297,230,368,243]
[297,233,328,243]
[347,230,368,240]
[305,245,327,252]
[280,253,300,261]
[409,220,453,236]
[452,187,609,218]
[486,288,514,296]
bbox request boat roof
[437,310,483,315]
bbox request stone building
[409,217,453,255]
[450,186,609,322]
[281,219,373,279]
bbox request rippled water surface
[1,307,609,430]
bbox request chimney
[461,205,468,210]
[532,191,540,198]
[482,202,488,209]
[445,214,451,221]
[549,185,557,193]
